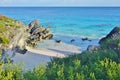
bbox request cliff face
[0,15,28,50]
[0,15,29,62]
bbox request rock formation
[87,45,100,52]
[0,15,30,62]
[99,26,120,56]
[26,20,53,47]
[99,26,120,44]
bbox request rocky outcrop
[26,20,53,47]
[99,26,120,44]
[87,45,100,52]
[99,26,120,56]
[0,15,54,63]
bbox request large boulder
[99,26,120,44]
[87,45,100,52]
[99,26,120,56]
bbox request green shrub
[0,45,120,80]
[24,65,47,80]
[0,62,24,80]
[0,36,10,44]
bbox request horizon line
[0,6,120,7]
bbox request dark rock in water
[99,26,120,44]
[71,39,75,42]
[88,40,92,42]
[56,40,62,43]
[87,45,100,52]
[82,37,88,41]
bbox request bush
[0,62,24,80]
[0,47,120,80]
[0,36,10,44]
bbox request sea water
[1,7,120,38]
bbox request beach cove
[1,7,120,69]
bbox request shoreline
[26,46,67,58]
[10,35,99,69]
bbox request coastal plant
[24,65,47,80]
[0,36,10,44]
[0,44,120,80]
[0,50,2,57]
[46,48,120,80]
[0,62,24,80]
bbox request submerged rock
[56,40,62,43]
[71,39,75,43]
[82,37,88,41]
[88,40,92,42]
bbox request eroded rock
[99,26,120,44]
[27,20,53,47]
[87,45,100,52]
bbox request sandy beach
[4,34,99,70]
[9,39,81,69]
[7,35,99,69]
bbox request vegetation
[0,37,119,80]
[0,36,10,44]
[0,15,22,45]
[0,15,25,55]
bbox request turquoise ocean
[0,7,120,50]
